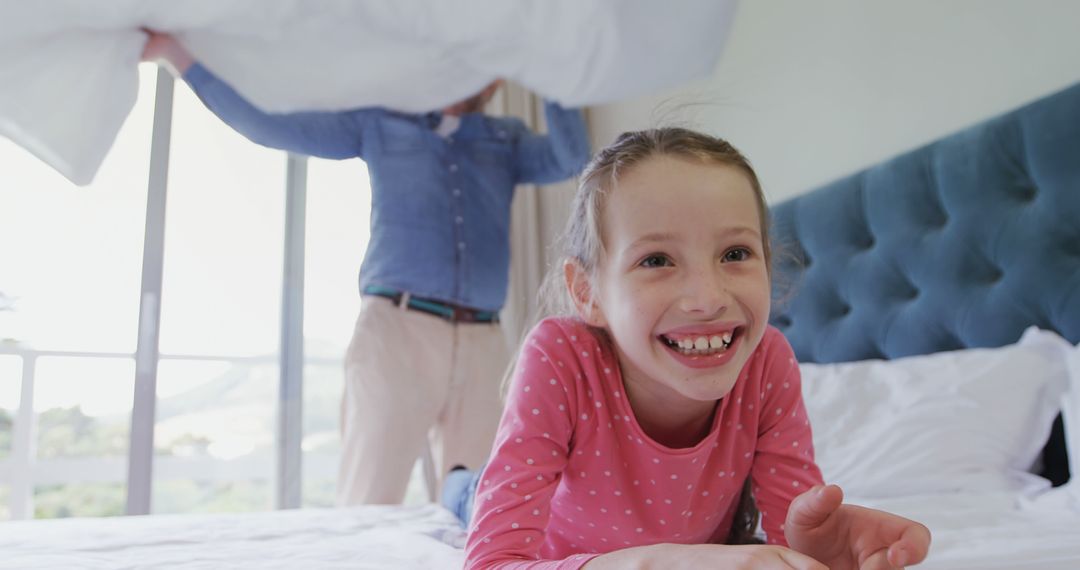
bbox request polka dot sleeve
[749,329,825,546]
[464,321,601,570]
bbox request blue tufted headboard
[768,81,1080,486]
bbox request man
[142,32,590,505]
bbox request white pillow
[799,327,1071,499]
[1062,342,1080,503]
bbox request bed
[0,504,465,569]
[2,83,1079,569]
[768,78,1080,568]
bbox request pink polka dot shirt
[464,318,824,570]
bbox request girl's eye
[639,254,673,268]
[723,247,752,262]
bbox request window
[300,157,369,506]
[0,63,412,518]
[0,65,155,520]
[33,356,133,518]
[299,158,429,507]
[0,355,19,519]
[0,356,18,462]
[148,68,286,514]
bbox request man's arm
[141,31,373,160]
[512,101,591,185]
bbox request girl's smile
[658,323,746,368]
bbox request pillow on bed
[1063,342,1080,502]
[798,327,1071,499]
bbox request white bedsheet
[0,503,466,570]
[0,0,736,186]
[3,489,1080,569]
[850,487,1080,570]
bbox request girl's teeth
[668,333,734,355]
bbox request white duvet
[0,0,736,186]
[2,489,1079,569]
[0,503,467,570]
[853,487,1080,570]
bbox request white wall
[589,0,1080,204]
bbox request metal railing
[0,345,339,520]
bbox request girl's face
[577,155,770,414]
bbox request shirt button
[452,188,461,197]
[458,242,466,250]
[449,164,459,172]
[456,216,464,224]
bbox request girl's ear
[564,259,606,328]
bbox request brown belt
[363,286,499,324]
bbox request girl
[457,128,930,569]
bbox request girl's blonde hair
[540,127,773,318]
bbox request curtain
[494,84,584,351]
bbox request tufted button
[775,315,793,328]
[1067,238,1080,257]
[988,267,1004,283]
[941,331,965,352]
[906,288,919,301]
[862,236,876,250]
[839,304,852,316]
[1017,184,1037,202]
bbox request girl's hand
[583,542,828,570]
[785,484,932,570]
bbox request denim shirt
[184,64,590,312]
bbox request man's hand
[140,29,195,75]
[786,484,931,570]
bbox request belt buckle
[451,307,470,323]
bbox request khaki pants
[336,296,509,505]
